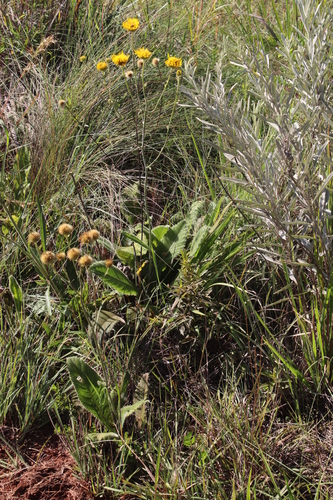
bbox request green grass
[1,0,333,498]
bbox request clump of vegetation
[1,0,333,498]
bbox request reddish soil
[0,426,94,500]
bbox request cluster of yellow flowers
[95,17,182,72]
[28,224,107,269]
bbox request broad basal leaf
[67,356,114,430]
[90,261,138,296]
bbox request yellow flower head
[111,51,130,67]
[96,61,108,71]
[40,251,56,265]
[28,231,40,244]
[122,18,140,31]
[79,55,87,62]
[176,69,182,78]
[134,47,152,59]
[165,54,182,69]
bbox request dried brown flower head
[67,248,81,261]
[78,255,93,267]
[40,251,56,265]
[105,258,113,268]
[88,229,100,241]
[58,223,73,236]
[56,252,66,261]
[28,231,40,244]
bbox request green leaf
[122,231,149,250]
[37,197,47,252]
[67,357,114,430]
[45,287,52,316]
[133,373,149,428]
[151,225,169,242]
[90,261,138,296]
[117,244,147,269]
[162,220,188,261]
[9,275,23,314]
[120,399,147,428]
[189,225,209,258]
[87,432,119,443]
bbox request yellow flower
[58,223,73,236]
[28,231,40,244]
[79,55,87,62]
[134,47,152,59]
[96,61,108,71]
[111,51,129,66]
[176,69,182,78]
[67,248,81,261]
[122,18,139,31]
[165,54,182,68]
[78,255,93,268]
[111,51,130,67]
[40,251,56,265]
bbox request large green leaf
[161,220,188,262]
[90,261,138,296]
[120,400,147,428]
[67,357,114,430]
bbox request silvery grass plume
[181,0,333,284]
